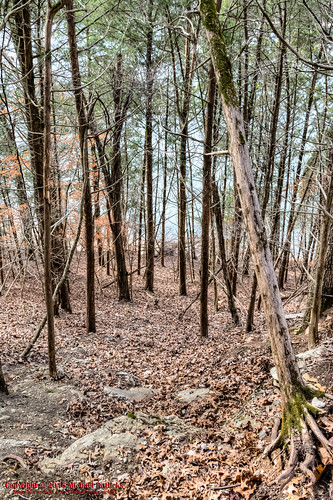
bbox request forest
[0,0,332,498]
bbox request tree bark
[322,223,333,313]
[66,0,95,332]
[145,0,154,292]
[200,63,215,337]
[308,148,333,347]
[11,1,44,236]
[43,0,64,379]
[178,33,191,296]
[89,66,131,302]
[161,76,169,268]
[200,2,323,462]
[278,62,319,288]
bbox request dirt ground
[0,253,332,499]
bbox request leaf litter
[0,254,333,499]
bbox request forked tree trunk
[200,1,323,454]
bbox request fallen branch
[211,483,241,490]
[102,265,145,289]
[178,266,223,320]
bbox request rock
[56,365,66,380]
[311,397,326,409]
[39,412,202,474]
[285,314,303,320]
[296,346,324,361]
[176,388,211,403]
[104,386,155,402]
[116,371,141,388]
[259,429,267,439]
[0,439,30,461]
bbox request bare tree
[200,0,332,485]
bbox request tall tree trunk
[145,0,154,292]
[161,76,169,268]
[178,33,191,296]
[200,1,328,480]
[91,144,103,267]
[51,93,71,314]
[137,150,146,276]
[278,63,319,288]
[109,55,131,301]
[246,6,286,328]
[0,111,35,257]
[271,59,290,257]
[308,148,333,347]
[43,0,64,379]
[66,0,95,332]
[321,223,333,313]
[11,1,44,236]
[89,59,131,301]
[200,63,215,337]
[211,173,240,325]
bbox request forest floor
[0,252,333,500]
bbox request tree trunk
[109,55,131,301]
[161,76,169,267]
[137,153,146,276]
[43,0,64,379]
[200,63,215,337]
[211,172,239,324]
[178,33,191,296]
[66,0,95,332]
[0,356,8,394]
[308,148,333,347]
[51,93,71,314]
[89,60,131,301]
[322,223,333,313]
[200,1,328,481]
[145,0,154,292]
[11,1,44,237]
[278,62,319,288]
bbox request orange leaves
[232,468,262,500]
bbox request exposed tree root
[299,420,316,484]
[264,394,333,490]
[305,410,333,454]
[277,435,298,488]
[3,455,27,469]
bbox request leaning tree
[200,0,332,486]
